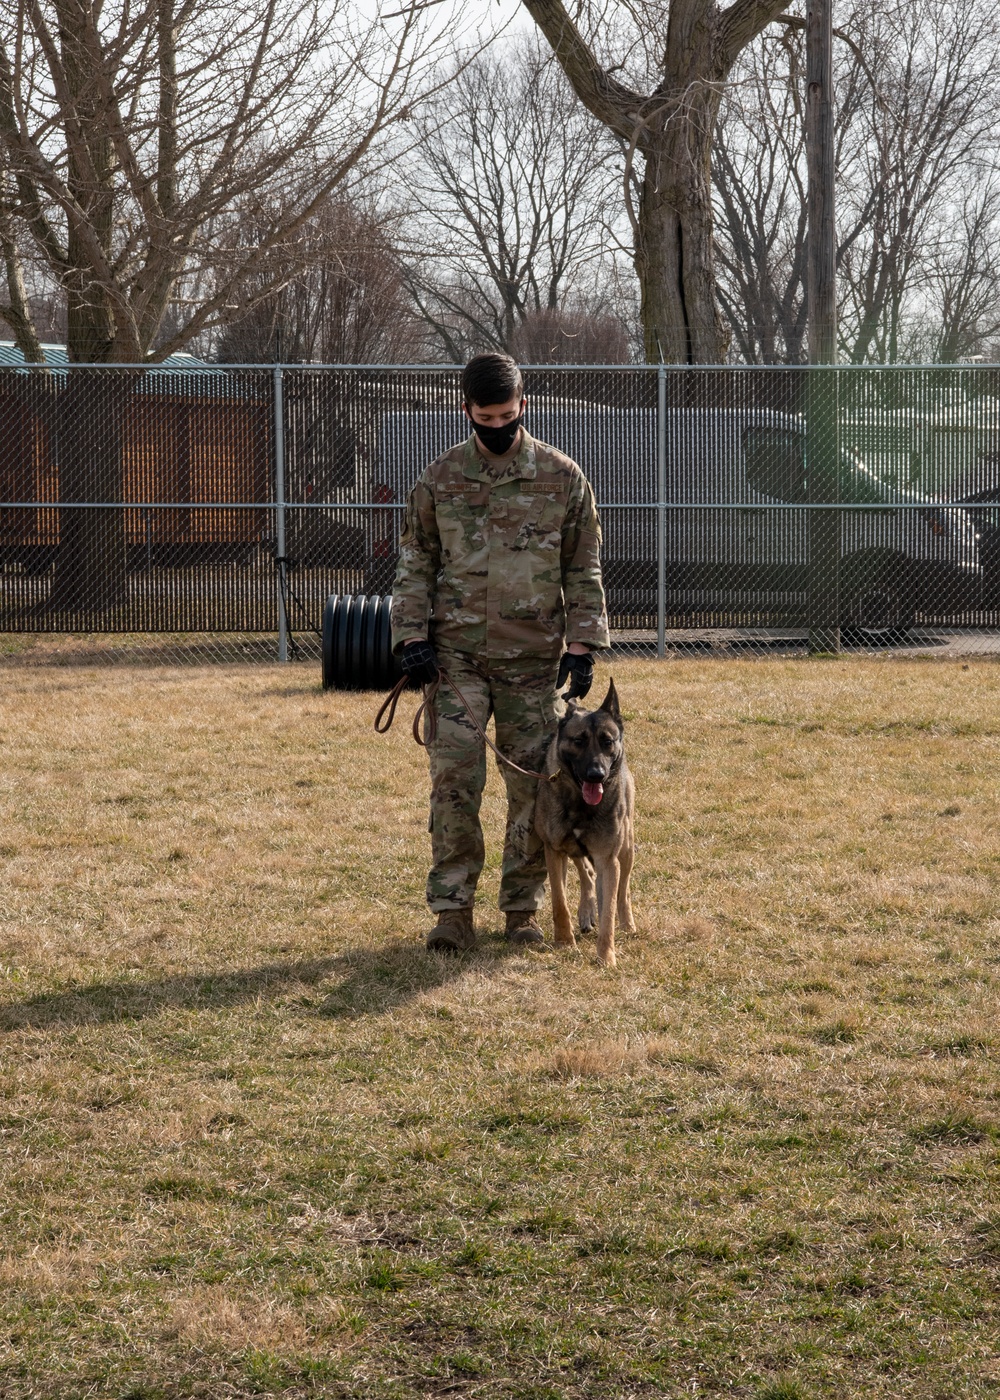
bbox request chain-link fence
[3,362,1000,667]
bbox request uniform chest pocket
[497,492,561,550]
[436,488,489,558]
[497,492,565,623]
[503,497,542,549]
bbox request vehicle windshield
[742,426,929,504]
[835,450,922,504]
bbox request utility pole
[806,0,837,365]
[806,0,840,653]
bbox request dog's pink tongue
[582,781,604,806]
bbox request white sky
[346,0,532,46]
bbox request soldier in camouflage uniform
[391,353,610,952]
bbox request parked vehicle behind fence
[373,405,981,639]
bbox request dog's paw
[595,948,617,969]
[578,909,597,935]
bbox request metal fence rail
[3,362,1000,665]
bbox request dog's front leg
[573,856,596,934]
[617,828,636,934]
[594,854,620,968]
[544,845,576,947]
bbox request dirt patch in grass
[1,656,1000,1397]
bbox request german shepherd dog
[534,678,635,967]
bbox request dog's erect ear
[598,677,622,727]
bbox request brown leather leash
[374,670,558,783]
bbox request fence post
[807,367,841,652]
[656,363,666,658]
[274,364,289,663]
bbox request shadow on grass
[0,939,518,1031]
[315,937,518,1020]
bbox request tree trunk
[520,0,792,364]
[46,0,129,614]
[637,102,727,364]
[47,370,130,616]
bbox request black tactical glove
[400,639,439,687]
[556,650,594,700]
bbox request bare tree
[711,0,1000,364]
[0,0,468,610]
[833,0,1000,363]
[519,0,793,364]
[212,199,425,364]
[0,163,42,360]
[403,36,624,361]
[0,0,465,364]
[511,306,631,363]
[925,185,1000,364]
[712,30,808,363]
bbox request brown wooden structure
[0,376,272,571]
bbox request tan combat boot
[504,910,546,947]
[426,907,476,953]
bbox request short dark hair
[462,352,524,408]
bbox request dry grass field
[1,655,999,1399]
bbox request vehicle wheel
[841,572,914,644]
[21,546,58,576]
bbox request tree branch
[776,12,886,106]
[721,0,798,67]
[0,195,45,361]
[518,0,643,143]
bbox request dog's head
[556,678,624,807]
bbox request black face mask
[469,409,523,456]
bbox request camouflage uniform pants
[426,648,560,912]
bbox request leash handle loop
[374,668,557,782]
[373,674,408,735]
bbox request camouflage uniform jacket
[391,431,610,661]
